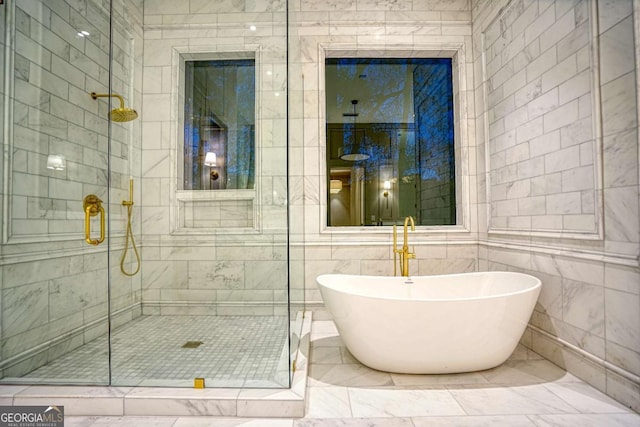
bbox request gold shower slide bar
[84,195,105,245]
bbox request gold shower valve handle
[84,195,105,245]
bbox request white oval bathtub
[316,271,541,374]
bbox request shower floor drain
[181,340,203,348]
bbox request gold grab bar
[84,195,105,245]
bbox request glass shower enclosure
[0,0,302,388]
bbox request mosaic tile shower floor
[24,315,290,387]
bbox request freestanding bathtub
[316,271,541,374]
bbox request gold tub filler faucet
[393,216,416,277]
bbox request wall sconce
[383,180,391,208]
[330,179,343,194]
[383,180,391,197]
[46,154,66,171]
[204,152,219,181]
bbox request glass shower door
[0,0,114,384]
[107,0,291,388]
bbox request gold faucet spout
[391,216,414,277]
[392,216,416,277]
[402,215,415,251]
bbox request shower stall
[0,0,304,388]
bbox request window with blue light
[184,59,255,190]
[326,58,455,226]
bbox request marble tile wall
[139,0,478,310]
[303,243,477,302]
[482,0,598,235]
[140,0,291,313]
[0,0,144,379]
[7,0,141,241]
[179,199,254,229]
[472,0,640,412]
[288,0,477,302]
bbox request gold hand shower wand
[120,178,140,276]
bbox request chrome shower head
[90,92,138,122]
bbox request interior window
[326,58,455,226]
[184,59,255,190]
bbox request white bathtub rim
[316,271,541,303]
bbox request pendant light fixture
[340,100,370,161]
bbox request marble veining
[562,278,605,336]
[5,317,638,424]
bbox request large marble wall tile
[603,186,640,245]
[360,259,394,276]
[556,318,606,361]
[603,129,638,188]
[547,255,604,286]
[604,263,639,295]
[244,261,288,290]
[159,246,215,261]
[606,340,640,378]
[140,149,170,178]
[215,245,277,261]
[3,257,84,289]
[2,282,48,337]
[601,71,637,137]
[487,247,531,270]
[2,311,83,362]
[599,16,635,85]
[331,245,389,261]
[188,261,245,289]
[534,272,563,319]
[142,260,189,290]
[598,0,633,33]
[414,245,447,259]
[533,329,607,390]
[605,289,640,353]
[418,258,475,275]
[562,278,605,337]
[304,260,361,288]
[49,270,108,321]
[606,369,640,413]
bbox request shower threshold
[0,313,310,417]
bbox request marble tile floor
[20,315,290,388]
[33,320,640,425]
